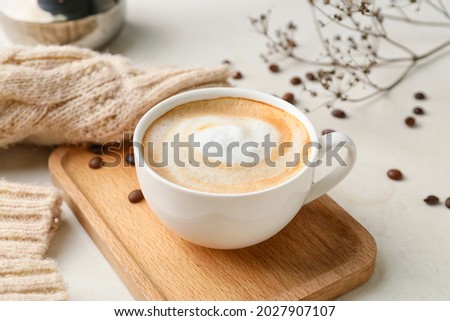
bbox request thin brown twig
[250,0,450,110]
[382,13,450,27]
[425,0,450,18]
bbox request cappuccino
[142,97,310,194]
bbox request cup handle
[304,132,357,204]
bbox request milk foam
[143,97,310,194]
[191,116,279,164]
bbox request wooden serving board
[49,145,376,300]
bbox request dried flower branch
[250,0,450,112]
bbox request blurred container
[0,0,125,49]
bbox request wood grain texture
[49,145,376,301]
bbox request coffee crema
[142,97,310,194]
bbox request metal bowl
[0,0,125,49]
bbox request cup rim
[133,87,319,198]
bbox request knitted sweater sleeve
[0,180,66,300]
[0,45,229,147]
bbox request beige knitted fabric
[0,259,66,301]
[0,180,66,300]
[0,45,229,147]
[0,180,62,259]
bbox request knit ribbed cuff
[0,259,67,300]
[0,180,62,259]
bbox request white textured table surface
[1,0,450,300]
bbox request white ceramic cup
[133,88,356,249]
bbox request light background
[0,0,449,300]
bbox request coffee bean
[222,59,231,65]
[269,64,280,73]
[306,72,316,81]
[287,39,297,48]
[405,116,416,127]
[282,92,295,104]
[445,197,450,209]
[424,195,439,205]
[128,189,144,204]
[413,107,425,115]
[290,77,302,85]
[331,109,346,118]
[322,129,335,135]
[387,169,403,181]
[414,92,426,100]
[88,144,103,155]
[89,156,103,169]
[125,153,135,166]
[232,71,243,80]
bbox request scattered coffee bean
[445,197,450,209]
[413,107,425,115]
[424,195,439,205]
[290,76,302,85]
[222,59,231,64]
[414,92,426,100]
[125,153,135,166]
[282,92,295,104]
[269,64,280,73]
[89,156,103,169]
[331,109,346,118]
[387,169,403,181]
[322,129,335,135]
[88,144,103,155]
[128,189,144,204]
[287,39,297,48]
[405,116,416,127]
[232,71,243,80]
[306,72,316,81]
